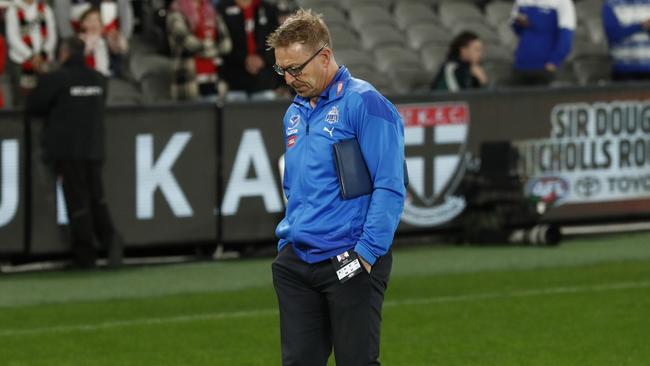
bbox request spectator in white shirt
[4,0,57,105]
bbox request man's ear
[321,48,332,69]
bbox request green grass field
[2,232,650,365]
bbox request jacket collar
[292,66,351,110]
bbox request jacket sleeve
[216,13,232,56]
[166,11,202,55]
[44,6,58,60]
[510,2,524,36]
[547,0,576,67]
[5,7,34,63]
[603,2,643,44]
[349,91,405,265]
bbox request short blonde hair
[266,9,332,52]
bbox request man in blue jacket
[603,0,650,81]
[267,9,405,366]
[510,0,576,86]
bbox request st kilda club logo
[397,102,470,227]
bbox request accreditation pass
[331,250,364,283]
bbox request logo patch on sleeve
[287,135,297,148]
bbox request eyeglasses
[273,43,328,77]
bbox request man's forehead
[275,43,311,63]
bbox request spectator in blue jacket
[510,0,576,86]
[267,9,405,366]
[603,0,650,81]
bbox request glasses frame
[273,43,328,77]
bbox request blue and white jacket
[603,0,650,74]
[276,66,405,265]
[511,0,576,71]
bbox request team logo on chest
[287,114,300,136]
[325,106,339,124]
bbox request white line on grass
[2,280,649,337]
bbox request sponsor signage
[398,103,469,227]
[3,85,650,257]
[516,101,650,207]
[0,111,25,254]
[29,105,219,254]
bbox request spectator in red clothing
[167,0,232,100]
[54,0,133,41]
[77,7,128,77]
[4,0,57,105]
[217,0,281,101]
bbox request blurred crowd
[435,0,650,92]
[0,0,296,108]
[1,0,650,107]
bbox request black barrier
[391,86,650,227]
[29,104,219,255]
[0,111,25,254]
[2,85,650,259]
[220,101,287,242]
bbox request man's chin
[294,89,311,98]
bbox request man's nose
[284,73,296,84]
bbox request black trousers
[272,245,392,366]
[55,160,116,268]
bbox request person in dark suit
[217,0,281,100]
[27,37,121,269]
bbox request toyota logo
[575,176,601,198]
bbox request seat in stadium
[569,40,608,61]
[452,22,501,46]
[296,0,343,11]
[420,44,447,72]
[129,54,173,103]
[107,79,142,106]
[438,0,486,3]
[393,2,438,30]
[341,0,393,11]
[438,2,485,29]
[349,5,395,30]
[359,24,405,50]
[129,35,159,57]
[336,49,377,71]
[572,56,611,85]
[576,0,603,19]
[329,25,361,50]
[482,44,512,63]
[374,46,421,73]
[497,22,518,50]
[573,22,593,44]
[406,23,451,50]
[550,61,578,88]
[389,64,431,94]
[483,60,513,88]
[315,5,348,28]
[485,1,513,28]
[353,67,395,95]
[583,17,606,45]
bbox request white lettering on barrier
[136,133,194,220]
[56,179,68,225]
[0,140,19,227]
[518,100,650,205]
[221,129,283,216]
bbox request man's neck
[309,63,339,108]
